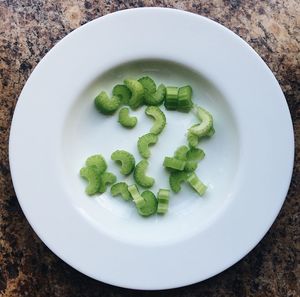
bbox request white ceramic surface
[9,8,294,290]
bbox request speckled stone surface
[0,1,299,296]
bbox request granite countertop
[0,1,299,296]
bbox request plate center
[61,59,239,245]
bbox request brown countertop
[0,1,299,296]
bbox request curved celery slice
[139,77,165,106]
[169,171,190,193]
[187,173,207,196]
[134,160,155,188]
[137,133,158,159]
[144,84,166,106]
[85,154,107,174]
[98,172,116,193]
[188,126,215,147]
[111,150,135,175]
[137,190,158,217]
[174,145,189,160]
[94,91,121,115]
[112,84,131,105]
[111,182,132,201]
[163,157,186,171]
[190,106,213,136]
[145,106,166,135]
[118,107,137,128]
[124,79,144,109]
[138,76,156,93]
[157,189,170,214]
[80,167,101,196]
[128,184,145,208]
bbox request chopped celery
[145,106,166,135]
[112,84,131,105]
[98,172,116,193]
[94,91,121,115]
[190,106,213,136]
[174,145,189,160]
[187,147,205,161]
[169,171,190,193]
[187,173,207,196]
[85,154,107,175]
[137,190,158,216]
[163,157,186,171]
[111,150,135,175]
[80,166,101,196]
[137,133,158,159]
[134,160,155,188]
[138,76,156,94]
[128,184,145,208]
[177,85,193,112]
[144,84,166,106]
[124,79,144,109]
[157,189,170,214]
[164,86,178,110]
[118,107,137,128]
[111,182,132,201]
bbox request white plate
[9,8,294,289]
